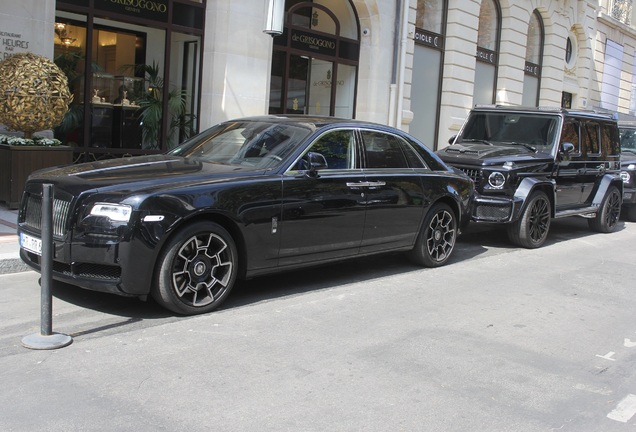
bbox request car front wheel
[507,191,551,249]
[589,186,621,233]
[153,221,238,315]
[407,203,457,267]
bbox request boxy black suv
[619,121,636,221]
[437,106,623,248]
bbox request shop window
[411,0,446,149]
[269,1,359,118]
[522,10,544,106]
[474,0,500,105]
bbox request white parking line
[607,394,636,423]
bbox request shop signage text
[525,61,540,77]
[414,28,444,50]
[291,29,337,57]
[96,0,168,23]
[0,31,30,59]
[476,48,497,64]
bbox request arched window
[522,10,544,106]
[410,0,447,149]
[269,1,360,118]
[473,0,500,105]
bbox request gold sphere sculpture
[0,52,73,138]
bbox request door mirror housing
[561,142,575,154]
[305,151,328,177]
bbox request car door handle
[346,181,386,188]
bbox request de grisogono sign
[96,0,169,22]
[291,29,337,57]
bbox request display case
[89,74,144,149]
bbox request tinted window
[560,120,580,153]
[301,129,356,170]
[603,123,620,156]
[360,131,411,169]
[583,122,600,155]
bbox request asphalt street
[2,218,636,431]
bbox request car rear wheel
[588,186,621,233]
[507,191,551,249]
[153,221,238,315]
[407,203,457,267]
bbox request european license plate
[20,233,42,256]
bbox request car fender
[512,177,556,219]
[591,174,624,206]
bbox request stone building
[1,0,636,160]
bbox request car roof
[226,114,389,129]
[470,105,618,121]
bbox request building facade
[1,0,636,161]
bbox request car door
[278,128,366,266]
[554,119,584,209]
[358,129,427,253]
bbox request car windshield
[458,112,559,152]
[168,120,314,168]
[620,127,636,153]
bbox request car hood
[436,142,552,166]
[27,154,271,195]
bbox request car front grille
[22,193,72,239]
[458,167,482,184]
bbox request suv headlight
[621,171,631,183]
[90,203,133,222]
[487,171,507,189]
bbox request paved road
[2,218,636,431]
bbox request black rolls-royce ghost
[18,116,474,315]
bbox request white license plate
[20,233,42,256]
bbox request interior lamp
[263,0,285,36]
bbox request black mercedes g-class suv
[619,121,636,221]
[437,106,623,248]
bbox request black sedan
[18,116,474,315]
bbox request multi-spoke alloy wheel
[508,191,551,249]
[154,222,237,315]
[589,186,622,233]
[407,203,457,267]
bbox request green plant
[130,62,196,149]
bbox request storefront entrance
[269,1,360,118]
[54,0,204,162]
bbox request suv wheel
[588,186,621,233]
[507,191,551,249]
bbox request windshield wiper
[622,148,636,154]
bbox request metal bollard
[22,183,72,350]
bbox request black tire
[588,186,621,232]
[407,203,457,267]
[153,221,238,315]
[507,191,551,249]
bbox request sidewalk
[0,202,28,274]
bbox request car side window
[560,120,580,154]
[602,122,620,156]
[360,130,424,169]
[297,129,355,170]
[583,122,601,156]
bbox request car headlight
[629,164,636,170]
[90,203,133,222]
[621,171,631,183]
[488,171,506,189]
